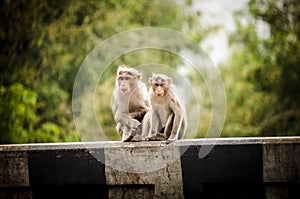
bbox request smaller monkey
[112,66,151,142]
[146,74,187,142]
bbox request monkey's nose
[155,89,164,96]
[120,88,129,94]
[156,91,164,96]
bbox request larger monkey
[112,65,151,141]
[147,74,187,142]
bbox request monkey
[146,73,187,142]
[112,65,152,142]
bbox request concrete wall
[0,137,299,199]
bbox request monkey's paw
[122,135,133,142]
[121,130,134,142]
[130,119,141,129]
[166,139,176,144]
[131,134,146,142]
[145,133,165,141]
[132,123,142,135]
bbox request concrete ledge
[0,137,300,199]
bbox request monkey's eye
[124,77,130,80]
[154,83,165,87]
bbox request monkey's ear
[149,77,153,84]
[168,77,172,85]
[137,73,142,80]
[117,65,124,72]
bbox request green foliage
[0,83,37,143]
[223,0,300,136]
[34,123,60,143]
[4,0,297,142]
[0,0,203,143]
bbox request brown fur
[146,74,187,142]
[112,66,151,142]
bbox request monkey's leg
[116,122,122,135]
[177,116,187,139]
[121,125,134,142]
[130,134,146,142]
[119,123,141,142]
[123,122,143,142]
[164,114,174,139]
[141,111,152,136]
[145,132,166,141]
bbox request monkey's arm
[129,88,151,121]
[116,113,141,128]
[129,108,149,122]
[169,98,183,140]
[113,100,141,129]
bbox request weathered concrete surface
[0,151,29,187]
[0,137,299,199]
[0,189,32,199]
[262,137,300,199]
[263,141,300,182]
[104,141,184,198]
[108,185,154,199]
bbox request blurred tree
[222,0,300,136]
[0,83,37,143]
[0,0,203,143]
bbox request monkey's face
[150,74,172,97]
[153,84,165,96]
[150,78,168,97]
[117,75,133,94]
[117,70,141,94]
